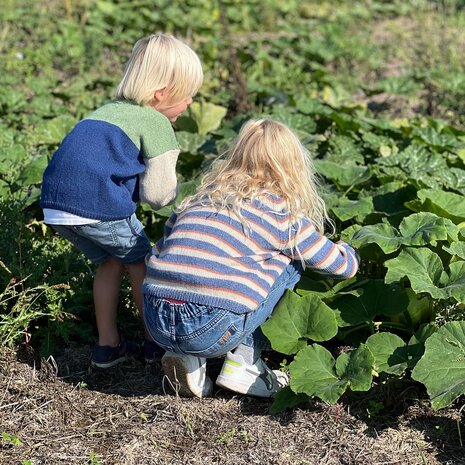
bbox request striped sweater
[143,195,359,314]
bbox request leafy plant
[2,0,465,414]
[1,431,22,446]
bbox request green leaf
[176,131,208,153]
[385,248,444,298]
[413,127,459,150]
[352,223,401,254]
[365,332,408,375]
[407,323,437,367]
[289,344,374,403]
[261,290,338,355]
[339,224,363,244]
[327,135,364,165]
[372,183,416,217]
[271,107,317,134]
[443,241,465,259]
[403,288,433,327]
[370,76,421,96]
[296,97,332,116]
[174,115,199,133]
[331,280,409,327]
[353,213,455,254]
[18,155,48,185]
[411,321,465,409]
[399,212,455,246]
[330,111,370,132]
[385,248,465,303]
[440,261,465,303]
[290,345,348,403]
[32,115,76,146]
[314,160,371,187]
[330,196,374,222]
[96,1,116,14]
[189,102,227,135]
[338,344,374,391]
[269,386,310,414]
[378,145,454,192]
[411,189,465,224]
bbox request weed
[366,400,384,419]
[1,431,22,446]
[217,428,236,447]
[87,452,102,465]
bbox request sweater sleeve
[282,218,359,279]
[139,149,180,210]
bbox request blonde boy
[41,34,203,368]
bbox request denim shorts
[51,213,151,265]
[143,262,301,358]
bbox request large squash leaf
[330,196,374,222]
[331,280,409,327]
[289,344,374,403]
[189,102,227,135]
[411,321,465,409]
[385,247,465,303]
[365,332,408,375]
[314,160,371,187]
[352,223,401,254]
[406,189,465,224]
[352,212,457,254]
[261,290,338,355]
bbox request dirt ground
[0,344,464,465]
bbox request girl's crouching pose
[143,119,359,398]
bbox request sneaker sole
[216,374,274,398]
[216,369,289,398]
[91,354,127,369]
[162,353,204,398]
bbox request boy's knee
[99,257,125,271]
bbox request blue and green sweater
[40,100,179,221]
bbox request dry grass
[0,345,464,465]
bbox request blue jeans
[143,262,301,358]
[51,214,151,264]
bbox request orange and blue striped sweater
[143,195,359,314]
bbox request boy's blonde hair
[115,33,203,106]
[179,118,330,235]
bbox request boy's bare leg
[126,261,151,339]
[94,257,124,347]
[125,261,146,317]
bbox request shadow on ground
[2,344,464,465]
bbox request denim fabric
[143,262,301,358]
[51,213,150,264]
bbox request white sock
[233,344,260,365]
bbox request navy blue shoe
[144,339,165,364]
[91,338,140,368]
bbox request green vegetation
[2,0,465,411]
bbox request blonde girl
[143,119,359,398]
[41,34,203,368]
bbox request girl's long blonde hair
[178,118,330,234]
[115,33,203,106]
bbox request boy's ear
[153,88,167,103]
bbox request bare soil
[0,345,464,465]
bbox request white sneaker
[161,352,213,398]
[216,352,289,398]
